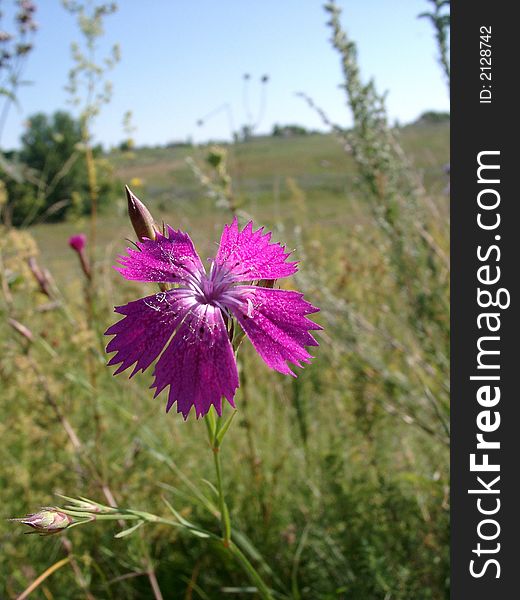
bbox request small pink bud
[68,233,91,280]
[68,234,87,252]
[11,508,73,535]
[126,186,158,242]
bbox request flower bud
[68,233,91,280]
[11,508,72,535]
[126,186,158,242]
[68,234,86,252]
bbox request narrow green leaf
[161,498,212,539]
[200,479,219,499]
[0,87,18,103]
[205,407,217,443]
[161,497,192,527]
[114,520,145,538]
[216,409,237,446]
[148,448,218,516]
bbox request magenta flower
[68,233,86,252]
[105,218,321,419]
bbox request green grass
[32,124,449,280]
[1,124,449,599]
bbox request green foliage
[0,2,449,596]
[62,0,119,120]
[1,110,118,226]
[419,0,450,87]
[1,121,449,598]
[319,1,449,445]
[0,0,38,136]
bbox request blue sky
[1,0,449,150]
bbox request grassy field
[1,123,449,599]
[32,123,449,279]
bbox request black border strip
[451,2,518,596]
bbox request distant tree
[272,123,310,137]
[1,110,118,226]
[238,125,253,141]
[19,111,84,217]
[164,139,194,149]
[414,110,450,125]
[118,139,134,152]
[272,124,283,137]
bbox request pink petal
[115,226,203,284]
[215,217,297,281]
[230,287,321,376]
[151,305,239,419]
[105,290,194,377]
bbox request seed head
[11,508,72,535]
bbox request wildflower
[68,233,91,280]
[105,217,321,419]
[129,176,143,188]
[11,508,72,535]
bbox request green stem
[205,412,273,598]
[212,445,231,544]
[228,541,274,600]
[205,413,231,545]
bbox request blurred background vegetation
[1,1,450,598]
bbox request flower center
[191,261,234,306]
[199,277,218,303]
